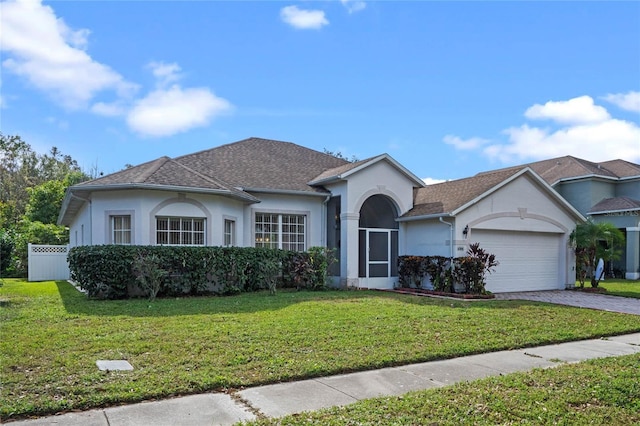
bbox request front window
[111,215,131,245]
[156,217,205,245]
[224,219,236,247]
[255,213,306,251]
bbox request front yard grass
[597,278,640,299]
[2,278,640,420]
[246,353,640,425]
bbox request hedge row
[68,245,333,299]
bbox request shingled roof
[403,168,525,218]
[589,197,640,214]
[70,137,351,194]
[174,137,349,194]
[59,138,351,225]
[477,156,640,186]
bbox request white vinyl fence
[28,244,70,282]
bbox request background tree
[570,220,625,288]
[1,133,90,276]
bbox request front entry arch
[358,195,399,288]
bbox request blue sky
[1,0,639,183]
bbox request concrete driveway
[494,290,640,315]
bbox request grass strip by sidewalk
[244,353,640,425]
[1,278,639,420]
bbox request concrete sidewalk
[6,333,640,426]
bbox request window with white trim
[224,219,236,247]
[156,217,205,245]
[255,213,306,251]
[111,215,131,245]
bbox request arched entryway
[358,194,399,288]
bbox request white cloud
[443,135,490,150]
[280,5,329,30]
[45,116,69,130]
[602,91,640,113]
[341,0,366,14]
[422,177,446,185]
[148,61,182,88]
[0,0,137,109]
[484,118,640,163]
[91,102,126,117]
[446,94,640,164]
[127,85,232,137]
[524,95,610,125]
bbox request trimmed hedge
[68,245,331,299]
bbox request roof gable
[405,168,523,217]
[403,167,583,221]
[308,153,426,187]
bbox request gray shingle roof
[477,156,640,186]
[589,197,640,214]
[174,137,349,193]
[404,168,524,218]
[72,137,351,195]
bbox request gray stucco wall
[615,179,640,198]
[554,180,616,215]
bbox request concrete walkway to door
[495,290,640,315]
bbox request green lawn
[245,353,640,425]
[2,278,640,421]
[598,278,640,299]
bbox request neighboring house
[59,137,589,292]
[485,156,640,280]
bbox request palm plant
[570,220,625,288]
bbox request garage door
[471,230,562,293]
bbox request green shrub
[131,251,168,301]
[397,246,498,295]
[397,256,426,288]
[0,229,15,276]
[424,256,452,292]
[68,245,302,299]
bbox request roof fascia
[241,187,330,197]
[587,207,640,215]
[340,154,427,187]
[68,183,260,203]
[553,174,621,186]
[397,213,454,222]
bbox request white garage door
[471,230,562,293]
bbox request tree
[1,133,88,226]
[323,148,359,163]
[1,133,90,276]
[570,220,625,288]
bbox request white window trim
[155,216,206,246]
[105,210,135,245]
[252,208,309,251]
[223,215,237,247]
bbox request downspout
[439,216,454,260]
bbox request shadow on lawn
[55,280,562,318]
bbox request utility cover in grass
[96,360,133,371]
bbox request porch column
[625,227,640,280]
[340,212,360,288]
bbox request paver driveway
[495,290,640,315]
